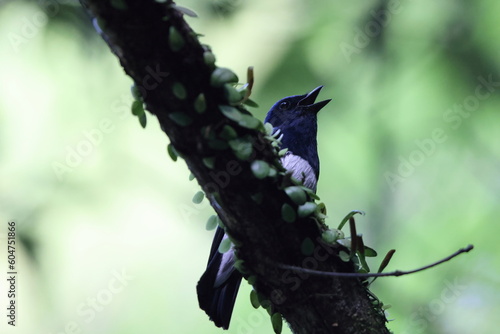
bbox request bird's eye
[279,101,289,110]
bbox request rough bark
[78,1,390,333]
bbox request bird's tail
[197,227,242,329]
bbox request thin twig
[278,245,473,278]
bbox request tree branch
[279,244,474,278]
[78,1,390,333]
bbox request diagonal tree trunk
[78,1,390,333]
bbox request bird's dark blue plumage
[197,86,331,329]
[265,85,330,191]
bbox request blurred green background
[0,0,499,333]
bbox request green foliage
[210,68,238,87]
[219,125,238,141]
[251,160,270,179]
[167,143,178,161]
[168,112,193,126]
[193,93,207,113]
[300,237,314,256]
[229,137,253,160]
[172,82,187,100]
[131,100,144,116]
[297,202,317,217]
[203,51,216,67]
[192,191,205,204]
[250,289,260,309]
[130,84,142,101]
[168,26,185,52]
[110,0,128,10]
[138,113,147,128]
[218,237,232,254]
[271,312,283,334]
[284,186,307,205]
[205,215,219,231]
[219,104,242,122]
[202,157,215,169]
[280,203,296,223]
[172,4,198,17]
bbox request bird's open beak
[298,86,331,113]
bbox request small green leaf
[298,202,317,218]
[247,275,257,285]
[208,139,229,150]
[172,82,187,100]
[322,229,341,244]
[224,84,243,104]
[138,113,147,128]
[281,203,296,223]
[278,148,288,157]
[234,259,247,273]
[316,202,327,218]
[130,84,142,101]
[243,98,259,108]
[188,173,195,181]
[300,186,320,200]
[250,290,260,309]
[167,144,178,161]
[131,100,144,116]
[172,4,198,17]
[219,105,243,122]
[339,250,351,262]
[218,237,232,253]
[210,68,238,87]
[206,215,218,231]
[337,238,351,249]
[251,192,263,204]
[237,86,249,97]
[169,112,193,126]
[284,186,307,205]
[219,125,238,141]
[238,114,261,129]
[251,160,270,179]
[229,138,253,160]
[257,293,270,308]
[217,215,224,228]
[202,157,215,169]
[203,51,216,67]
[271,313,283,334]
[194,93,206,113]
[228,236,242,248]
[264,123,274,135]
[192,191,205,204]
[364,246,378,257]
[110,0,128,10]
[169,26,185,52]
[338,210,365,230]
[301,238,314,256]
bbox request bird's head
[264,86,331,130]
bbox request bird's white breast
[280,152,317,192]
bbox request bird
[197,86,331,329]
